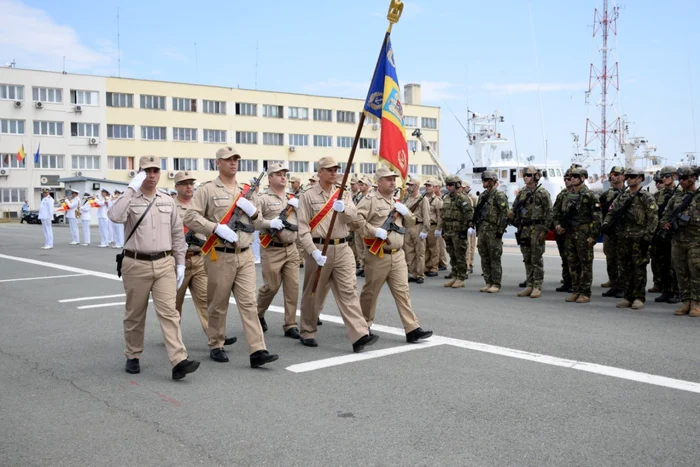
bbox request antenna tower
[584,0,621,174]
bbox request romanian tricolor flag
[363,36,409,180]
[16,144,26,162]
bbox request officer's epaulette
[199,180,213,186]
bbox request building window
[107,124,134,139]
[32,87,62,103]
[0,154,26,169]
[160,158,168,171]
[203,100,226,114]
[422,164,438,176]
[421,117,437,129]
[173,97,197,112]
[70,89,98,105]
[313,135,332,147]
[337,110,356,124]
[141,126,167,141]
[173,127,198,142]
[404,116,418,128]
[262,104,283,118]
[364,115,379,125]
[174,158,198,171]
[288,134,309,147]
[359,138,377,150]
[36,154,65,169]
[428,141,438,153]
[408,164,418,175]
[1,119,25,135]
[72,155,101,170]
[0,84,24,100]
[70,122,99,137]
[313,108,332,122]
[359,163,376,174]
[339,162,355,173]
[108,156,135,170]
[236,131,257,144]
[33,121,64,137]
[106,92,134,108]
[238,159,258,172]
[0,188,27,204]
[235,103,257,116]
[203,129,226,143]
[337,136,354,148]
[289,107,309,120]
[264,160,284,168]
[289,161,308,173]
[203,158,217,171]
[140,94,166,110]
[263,132,283,146]
[407,140,418,152]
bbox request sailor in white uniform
[95,189,111,247]
[38,189,54,249]
[65,190,81,245]
[110,189,125,248]
[80,192,93,246]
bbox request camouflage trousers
[555,232,571,286]
[519,226,546,289]
[603,234,620,287]
[652,238,678,293]
[618,237,650,302]
[477,228,503,287]
[671,239,700,302]
[565,228,595,297]
[444,233,468,280]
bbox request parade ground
[1,222,699,467]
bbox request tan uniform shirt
[258,188,298,245]
[355,191,416,250]
[406,194,430,234]
[182,176,259,249]
[427,193,442,228]
[297,184,357,256]
[175,199,206,252]
[108,188,186,265]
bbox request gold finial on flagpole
[387,0,404,32]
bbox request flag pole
[311,0,404,295]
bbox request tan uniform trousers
[257,244,300,331]
[466,233,476,268]
[175,253,209,336]
[300,243,368,342]
[204,248,266,354]
[354,233,366,268]
[425,229,440,273]
[438,236,448,267]
[404,224,426,279]
[121,255,188,367]
[360,248,419,333]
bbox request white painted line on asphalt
[59,293,126,303]
[0,273,88,283]
[0,254,121,281]
[78,301,131,309]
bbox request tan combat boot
[575,295,591,304]
[443,279,456,288]
[487,285,501,294]
[631,299,644,310]
[616,299,632,308]
[517,287,533,297]
[451,280,465,288]
[479,284,492,293]
[601,281,612,288]
[530,288,542,299]
[565,293,580,302]
[689,300,700,317]
[674,300,691,316]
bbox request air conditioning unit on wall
[168,171,176,179]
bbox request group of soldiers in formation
[101,145,700,381]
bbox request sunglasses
[523,173,534,178]
[610,172,621,177]
[624,175,640,179]
[564,176,572,181]
[176,181,195,186]
[662,174,673,178]
[680,175,691,181]
[446,182,455,187]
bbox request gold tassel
[209,248,218,261]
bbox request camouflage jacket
[474,188,509,233]
[660,188,700,242]
[551,188,569,230]
[510,184,552,231]
[604,189,658,240]
[654,185,678,220]
[558,185,602,233]
[600,186,624,216]
[439,191,473,235]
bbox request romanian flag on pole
[363,36,409,180]
[16,144,26,162]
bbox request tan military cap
[42,188,50,193]
[309,174,319,182]
[350,177,359,184]
[317,156,340,170]
[267,163,288,176]
[406,176,420,185]
[216,146,241,160]
[174,171,196,184]
[376,166,399,179]
[138,155,160,170]
[290,175,301,183]
[358,177,371,186]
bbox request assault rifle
[656,185,679,220]
[227,170,266,233]
[473,190,492,230]
[512,185,540,244]
[601,188,638,235]
[560,192,583,231]
[185,229,204,248]
[376,185,414,245]
[268,196,298,240]
[656,190,698,240]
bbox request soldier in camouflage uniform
[438,175,474,288]
[509,166,552,299]
[660,166,700,317]
[650,166,681,303]
[475,171,509,293]
[649,171,665,292]
[599,166,626,297]
[551,171,574,292]
[602,168,658,310]
[555,167,601,303]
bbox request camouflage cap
[660,165,676,176]
[609,166,625,175]
[444,174,461,184]
[569,167,585,177]
[624,167,644,176]
[653,171,663,182]
[481,171,498,181]
[677,166,698,178]
[523,165,539,176]
[579,167,589,178]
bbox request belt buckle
[235,246,241,254]
[333,238,340,245]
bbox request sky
[2,0,699,175]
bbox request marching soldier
[356,166,432,342]
[256,163,301,339]
[65,190,81,245]
[510,166,552,299]
[108,156,200,380]
[599,166,625,297]
[602,168,658,310]
[183,146,279,368]
[474,171,509,293]
[660,166,700,317]
[404,177,430,284]
[354,177,371,276]
[297,156,377,352]
[438,175,473,288]
[651,166,681,303]
[39,188,54,249]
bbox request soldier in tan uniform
[108,156,200,380]
[290,175,302,197]
[183,146,279,368]
[297,156,377,353]
[356,166,433,342]
[423,180,444,276]
[348,177,361,266]
[403,177,430,284]
[257,163,301,339]
[354,177,372,277]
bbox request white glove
[176,265,186,290]
[394,202,409,216]
[128,171,147,191]
[375,227,388,240]
[311,249,327,266]
[269,218,284,230]
[236,197,257,217]
[287,198,299,209]
[434,229,442,237]
[468,227,475,236]
[215,224,239,243]
[332,200,345,212]
[419,231,428,240]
